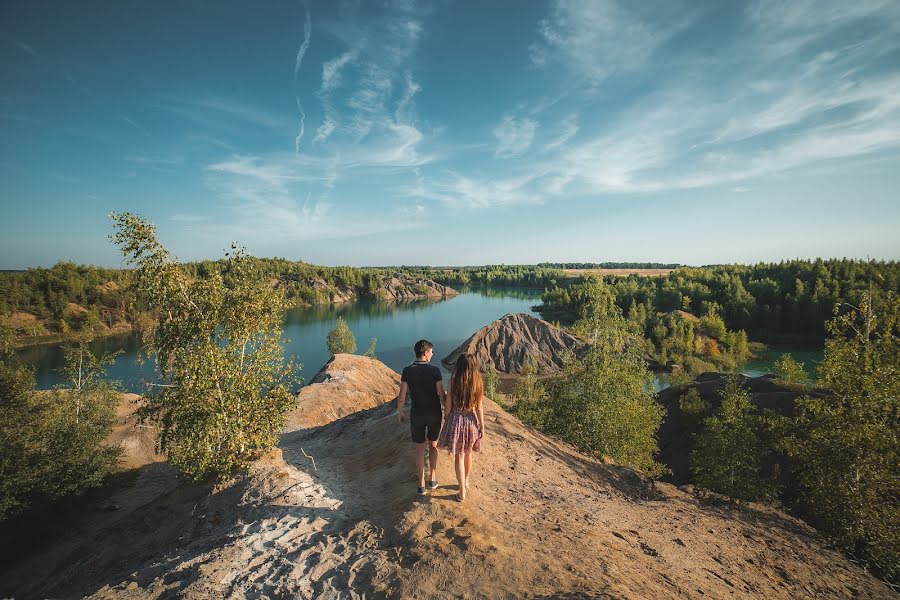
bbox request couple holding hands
[396,340,485,502]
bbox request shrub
[111,212,300,481]
[692,376,775,502]
[327,317,356,355]
[786,292,899,582]
[678,387,710,428]
[0,341,121,522]
[521,281,665,475]
[483,362,499,401]
[772,353,807,385]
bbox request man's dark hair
[414,339,433,358]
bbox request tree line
[539,259,900,341]
[537,261,680,269]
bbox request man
[397,339,446,495]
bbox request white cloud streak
[294,1,312,153]
[406,0,900,208]
[493,114,537,158]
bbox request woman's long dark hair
[450,354,484,412]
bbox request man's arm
[396,381,408,424]
[439,381,451,415]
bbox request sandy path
[1,400,893,599]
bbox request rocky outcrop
[284,354,400,430]
[372,272,458,301]
[300,276,356,303]
[656,372,829,483]
[442,313,589,375]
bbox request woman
[437,353,485,501]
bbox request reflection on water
[21,285,817,396]
[20,287,544,393]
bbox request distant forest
[3,258,898,350]
[539,259,900,342]
[537,261,681,269]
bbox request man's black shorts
[410,413,442,443]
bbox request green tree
[511,358,546,422]
[772,353,807,385]
[0,337,121,522]
[364,337,377,358]
[326,316,356,355]
[531,282,663,475]
[483,362,499,401]
[692,376,775,502]
[110,212,300,481]
[678,386,710,429]
[787,291,899,580]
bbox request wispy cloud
[529,1,691,87]
[151,96,294,133]
[406,0,900,207]
[493,114,537,158]
[14,41,38,57]
[294,0,312,153]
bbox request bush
[678,387,710,428]
[786,292,899,582]
[111,213,300,481]
[521,281,664,475]
[327,317,356,355]
[0,344,121,522]
[692,376,775,502]
[483,363,499,401]
[772,353,807,385]
[682,356,717,375]
[364,337,377,358]
[510,359,546,420]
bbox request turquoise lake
[17,286,823,393]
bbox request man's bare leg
[415,442,427,488]
[428,440,438,483]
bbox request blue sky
[2,0,899,269]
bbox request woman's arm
[443,382,453,416]
[477,394,485,437]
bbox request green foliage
[483,363,499,401]
[364,337,377,358]
[538,259,900,342]
[678,387,710,428]
[666,368,693,388]
[786,291,899,581]
[518,285,664,475]
[692,376,775,502]
[698,312,727,340]
[417,264,564,288]
[0,340,121,522]
[772,353,808,385]
[326,317,356,355]
[510,359,546,420]
[110,212,300,481]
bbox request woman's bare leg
[454,452,466,500]
[464,451,473,488]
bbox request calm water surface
[18,286,823,393]
[20,287,543,392]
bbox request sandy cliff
[1,360,892,599]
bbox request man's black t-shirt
[401,361,443,416]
